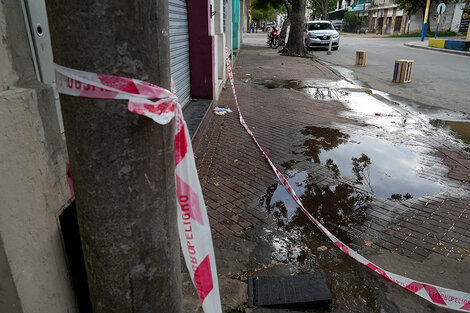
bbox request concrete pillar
[45,1,182,312]
[400,14,408,34]
[368,11,375,31]
[391,8,397,34]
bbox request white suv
[304,21,340,50]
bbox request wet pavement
[185,34,470,312]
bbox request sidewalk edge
[404,42,470,57]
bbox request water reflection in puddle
[263,126,444,239]
[262,174,383,312]
[247,78,358,100]
[263,170,372,243]
[301,126,444,199]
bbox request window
[394,16,403,32]
[307,23,334,31]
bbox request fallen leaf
[262,263,267,269]
[317,246,328,252]
[234,159,238,163]
[214,182,220,186]
[364,240,373,247]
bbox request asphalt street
[313,36,470,114]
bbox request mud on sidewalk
[185,42,470,312]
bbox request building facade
[333,0,468,35]
[368,0,407,34]
[368,0,468,35]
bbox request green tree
[308,0,337,20]
[343,11,366,32]
[253,0,290,44]
[254,0,307,55]
[252,0,283,24]
[395,0,430,14]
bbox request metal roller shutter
[169,0,191,107]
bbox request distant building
[368,0,406,34]
[331,0,468,35]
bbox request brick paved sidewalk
[194,44,470,264]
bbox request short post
[327,37,333,55]
[434,13,441,38]
[355,50,368,66]
[392,59,414,83]
[435,3,447,39]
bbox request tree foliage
[252,0,285,21]
[308,0,336,20]
[343,11,367,32]
[395,0,449,14]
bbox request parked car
[303,21,340,50]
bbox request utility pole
[249,0,252,33]
[46,1,182,312]
[421,0,431,41]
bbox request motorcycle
[268,26,280,49]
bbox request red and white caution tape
[224,44,470,312]
[55,64,222,313]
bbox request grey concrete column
[45,1,182,312]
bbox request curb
[404,41,470,57]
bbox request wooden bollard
[355,50,367,66]
[392,59,414,83]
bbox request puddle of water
[430,119,470,145]
[329,65,365,87]
[327,139,444,199]
[263,169,372,244]
[248,78,359,89]
[338,91,456,145]
[299,126,444,199]
[301,126,350,161]
[251,79,303,89]
[339,92,417,134]
[267,226,384,312]
[304,87,347,100]
[318,136,444,199]
[344,92,396,116]
[262,193,384,312]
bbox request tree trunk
[322,2,329,20]
[285,0,307,56]
[280,17,291,46]
[46,1,182,312]
[280,1,292,46]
